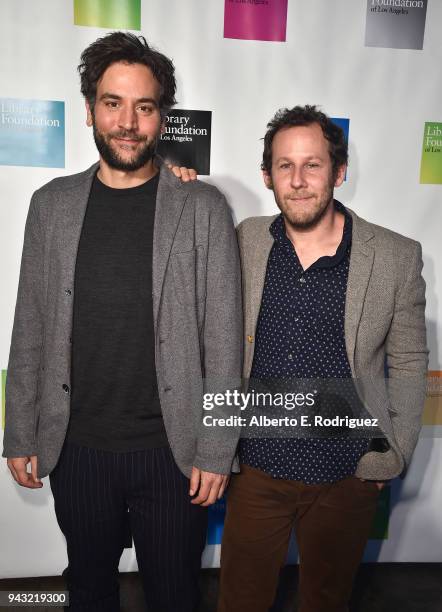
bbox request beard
[275,182,335,231]
[92,123,157,172]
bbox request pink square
[224,0,288,42]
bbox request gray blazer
[237,207,428,481]
[3,159,243,479]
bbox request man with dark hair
[217,105,428,611]
[261,105,348,181]
[3,31,242,612]
[78,31,177,120]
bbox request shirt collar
[269,199,352,268]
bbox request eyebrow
[99,93,159,107]
[275,155,323,163]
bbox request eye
[279,162,291,170]
[306,162,320,169]
[105,101,119,109]
[137,105,154,114]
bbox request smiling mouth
[288,196,314,202]
[113,137,140,144]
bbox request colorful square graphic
[369,485,390,539]
[224,0,288,42]
[423,371,442,425]
[420,124,442,185]
[0,98,65,168]
[74,0,141,30]
[365,0,428,50]
[1,370,6,431]
[158,109,212,175]
[331,117,349,181]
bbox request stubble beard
[276,183,335,231]
[92,123,158,172]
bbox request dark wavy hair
[262,105,348,179]
[78,31,176,116]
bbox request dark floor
[1,565,441,611]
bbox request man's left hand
[189,467,229,506]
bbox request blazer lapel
[59,163,98,287]
[345,208,375,375]
[244,217,275,378]
[250,222,274,334]
[152,160,188,331]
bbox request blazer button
[247,335,254,343]
[65,289,72,296]
[62,384,70,394]
[164,387,172,392]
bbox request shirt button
[62,384,70,394]
[65,289,72,295]
[299,277,306,284]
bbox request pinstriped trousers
[49,443,208,612]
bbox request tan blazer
[237,205,428,481]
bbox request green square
[420,122,442,184]
[1,370,6,431]
[74,0,141,30]
[369,485,390,540]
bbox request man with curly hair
[217,105,428,612]
[3,32,242,612]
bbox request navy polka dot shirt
[239,201,370,484]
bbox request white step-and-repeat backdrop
[0,0,441,578]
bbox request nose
[290,166,307,189]
[118,105,137,131]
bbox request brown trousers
[218,464,380,612]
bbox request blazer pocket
[171,247,206,305]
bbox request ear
[334,164,346,187]
[85,100,93,127]
[262,170,273,190]
[160,119,166,134]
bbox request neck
[97,158,158,189]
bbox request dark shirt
[67,172,168,451]
[240,201,370,484]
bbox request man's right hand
[7,456,43,488]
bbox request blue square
[0,98,65,168]
[331,117,349,181]
[332,117,349,143]
[207,497,226,545]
